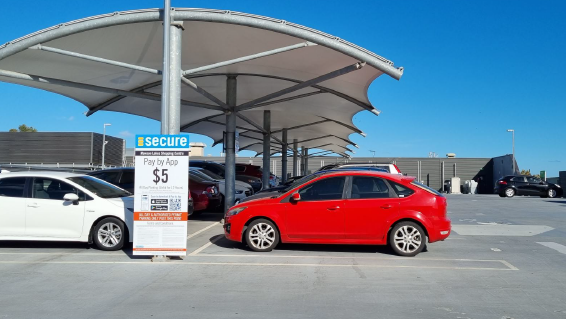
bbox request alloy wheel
[97,222,123,248]
[248,222,276,250]
[393,225,422,254]
[505,188,515,197]
[548,189,557,198]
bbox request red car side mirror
[291,193,301,201]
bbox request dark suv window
[298,177,345,201]
[351,176,392,199]
[91,171,121,184]
[120,171,135,184]
[512,176,526,182]
[0,177,27,198]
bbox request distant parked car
[496,175,562,198]
[188,172,222,214]
[0,171,133,251]
[189,168,251,208]
[235,163,278,188]
[317,163,402,175]
[88,168,194,216]
[224,170,451,257]
[190,160,263,192]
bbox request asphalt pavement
[1,194,566,319]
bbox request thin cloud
[68,116,74,121]
[119,130,134,138]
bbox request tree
[9,124,37,132]
[520,169,531,176]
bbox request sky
[0,0,564,176]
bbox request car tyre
[92,217,126,251]
[504,187,515,198]
[499,193,505,198]
[547,189,558,198]
[389,221,426,257]
[245,219,279,252]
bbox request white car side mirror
[63,193,80,205]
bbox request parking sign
[133,135,189,256]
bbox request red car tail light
[498,180,507,185]
[393,164,401,174]
[205,186,217,195]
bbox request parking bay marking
[0,260,517,270]
[188,235,223,256]
[187,222,220,240]
[537,242,566,255]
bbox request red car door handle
[327,206,340,211]
[381,204,393,209]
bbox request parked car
[317,162,402,175]
[496,175,562,198]
[88,168,194,216]
[224,170,451,257]
[0,171,133,251]
[189,168,251,207]
[235,163,278,188]
[188,171,221,214]
[190,160,263,192]
[88,168,135,193]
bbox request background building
[0,132,125,167]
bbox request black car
[189,160,263,192]
[496,175,562,198]
[88,168,195,215]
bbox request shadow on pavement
[189,211,224,222]
[210,235,397,256]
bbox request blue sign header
[136,135,190,149]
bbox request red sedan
[224,171,451,257]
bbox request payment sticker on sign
[133,135,189,256]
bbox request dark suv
[496,175,562,198]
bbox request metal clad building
[0,132,124,166]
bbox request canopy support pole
[303,148,309,175]
[168,21,183,134]
[160,0,172,134]
[225,75,237,212]
[281,129,288,183]
[262,110,271,189]
[292,139,298,176]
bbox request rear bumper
[429,218,451,243]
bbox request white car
[318,163,403,175]
[0,171,133,251]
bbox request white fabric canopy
[0,8,403,157]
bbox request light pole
[369,150,375,157]
[102,123,111,169]
[507,129,515,174]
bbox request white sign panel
[133,135,189,256]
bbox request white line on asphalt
[0,252,124,256]
[498,259,519,271]
[537,242,566,255]
[188,235,223,256]
[187,222,220,239]
[0,260,517,270]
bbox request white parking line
[188,235,223,256]
[187,222,220,239]
[537,242,566,255]
[0,260,516,270]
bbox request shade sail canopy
[0,8,403,157]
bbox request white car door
[25,177,86,238]
[0,177,28,236]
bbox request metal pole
[102,123,111,168]
[512,130,515,174]
[262,111,271,189]
[168,20,183,134]
[304,148,309,175]
[160,0,171,134]
[281,129,288,183]
[292,139,298,176]
[225,76,237,212]
[441,161,445,193]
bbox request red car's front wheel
[245,219,279,252]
